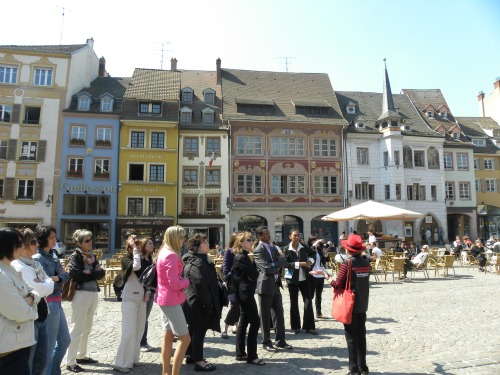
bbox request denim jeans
[30,319,49,375]
[140,290,155,347]
[46,301,71,375]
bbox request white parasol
[322,200,424,222]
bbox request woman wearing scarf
[12,228,54,375]
[65,230,105,372]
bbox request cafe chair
[410,256,430,279]
[388,257,405,282]
[370,258,380,282]
[434,255,455,277]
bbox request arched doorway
[275,215,303,246]
[418,214,442,245]
[238,215,268,237]
[311,215,338,245]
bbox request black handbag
[139,263,157,290]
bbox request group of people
[0,225,372,375]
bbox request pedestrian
[307,236,329,319]
[282,229,317,335]
[138,237,156,352]
[232,232,265,365]
[221,232,239,339]
[253,226,293,352]
[66,230,105,372]
[426,227,432,245]
[314,233,371,375]
[156,226,191,375]
[113,235,149,373]
[33,225,71,375]
[182,233,220,371]
[438,227,444,246]
[0,227,41,375]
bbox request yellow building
[116,69,180,248]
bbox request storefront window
[62,221,110,251]
[63,194,110,215]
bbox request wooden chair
[370,258,380,282]
[410,255,430,279]
[328,253,336,269]
[434,255,456,277]
[387,258,405,281]
[395,252,404,258]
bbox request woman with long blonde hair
[156,226,191,375]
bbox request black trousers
[186,321,209,362]
[344,312,368,374]
[309,276,325,316]
[236,295,260,361]
[0,347,30,375]
[258,283,285,346]
[224,301,240,326]
[288,280,315,330]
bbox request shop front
[477,204,500,240]
[60,220,111,252]
[116,217,174,251]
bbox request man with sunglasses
[253,226,292,352]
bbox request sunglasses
[83,238,93,243]
[29,239,38,245]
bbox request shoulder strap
[345,259,352,291]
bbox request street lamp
[45,195,53,207]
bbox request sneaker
[221,331,228,339]
[140,344,153,352]
[113,367,131,374]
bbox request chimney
[494,77,500,90]
[216,58,221,86]
[98,57,106,77]
[171,58,177,71]
[478,91,485,117]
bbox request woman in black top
[232,231,265,365]
[138,237,155,352]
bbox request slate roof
[179,70,222,129]
[455,117,500,155]
[221,69,346,125]
[124,69,181,101]
[336,91,442,137]
[0,44,87,55]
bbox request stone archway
[238,215,267,236]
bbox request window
[139,102,161,114]
[71,126,86,144]
[313,139,336,157]
[23,107,40,124]
[354,182,375,200]
[485,179,496,192]
[94,159,109,177]
[439,111,448,119]
[313,176,338,194]
[101,96,113,112]
[34,68,52,86]
[472,139,486,146]
[414,150,425,167]
[419,185,426,201]
[452,132,459,140]
[206,137,220,155]
[475,179,481,192]
[149,165,165,182]
[183,197,197,212]
[63,195,110,215]
[426,111,434,118]
[206,197,220,212]
[151,132,165,148]
[403,146,413,168]
[431,185,437,201]
[96,128,111,147]
[0,65,17,84]
[457,153,468,170]
[271,175,305,194]
[78,95,91,111]
[406,184,425,200]
[445,182,455,199]
[20,142,37,161]
[183,168,198,186]
[184,137,198,155]
[17,180,34,199]
[395,184,401,200]
[295,106,329,116]
[237,136,262,155]
[493,130,500,138]
[202,108,214,125]
[0,104,12,122]
[237,104,273,115]
[459,182,470,199]
[271,137,305,156]
[206,169,220,186]
[129,164,144,181]
[444,153,453,170]
[427,147,440,169]
[180,109,192,124]
[204,89,215,105]
[385,185,390,200]
[236,175,262,194]
[356,148,369,165]
[0,140,7,159]
[484,159,494,170]
[68,158,84,177]
[182,89,193,104]
[0,179,3,198]
[474,158,480,170]
[128,198,143,216]
[131,131,145,148]
[149,198,164,216]
[383,152,389,167]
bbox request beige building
[478,78,500,124]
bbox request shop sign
[61,182,117,193]
[117,218,172,226]
[477,205,487,215]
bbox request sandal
[194,363,216,372]
[248,358,266,366]
[236,355,248,361]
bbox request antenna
[159,42,171,69]
[56,5,71,46]
[278,56,296,72]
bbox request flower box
[70,138,85,146]
[95,139,111,147]
[94,172,110,179]
[67,170,83,178]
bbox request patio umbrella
[322,200,424,222]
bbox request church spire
[377,58,401,122]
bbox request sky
[2,0,499,117]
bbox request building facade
[478,78,500,124]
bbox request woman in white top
[11,228,54,375]
[307,236,330,319]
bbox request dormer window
[100,95,114,112]
[202,108,214,125]
[203,88,215,105]
[355,122,365,129]
[439,111,447,119]
[426,111,434,118]
[139,102,161,115]
[346,105,355,114]
[493,130,500,138]
[182,88,193,104]
[180,107,192,125]
[78,94,91,111]
[452,132,459,140]
[472,139,486,146]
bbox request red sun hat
[341,234,366,253]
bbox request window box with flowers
[70,138,86,146]
[67,170,83,178]
[179,210,223,219]
[95,139,111,147]
[94,172,110,179]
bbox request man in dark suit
[253,226,293,352]
[283,229,317,335]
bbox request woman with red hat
[311,233,371,375]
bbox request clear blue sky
[3,0,499,116]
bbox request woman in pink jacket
[156,225,191,375]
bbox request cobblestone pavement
[59,264,499,375]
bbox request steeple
[377,59,402,122]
